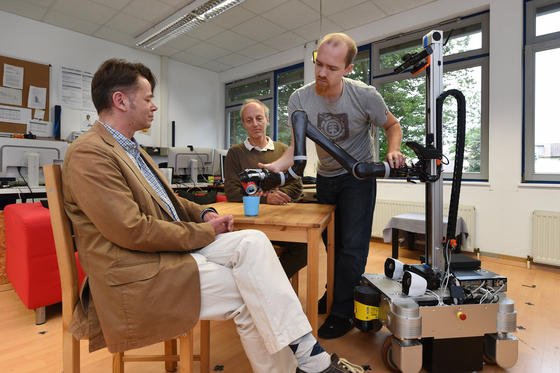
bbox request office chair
[44,164,210,373]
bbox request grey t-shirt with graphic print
[288,77,389,177]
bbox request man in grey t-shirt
[262,33,405,340]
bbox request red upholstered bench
[5,202,85,324]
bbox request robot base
[362,273,518,373]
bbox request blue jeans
[316,173,376,318]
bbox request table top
[0,186,46,195]
[210,201,334,229]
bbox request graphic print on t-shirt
[317,112,349,142]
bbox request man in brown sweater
[224,98,307,279]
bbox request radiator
[532,210,560,266]
[372,199,476,250]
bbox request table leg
[306,228,320,336]
[326,212,335,315]
[392,228,399,259]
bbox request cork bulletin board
[0,55,50,134]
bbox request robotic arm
[239,110,444,194]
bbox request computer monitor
[167,147,215,182]
[0,138,68,187]
[220,154,227,183]
[212,148,228,183]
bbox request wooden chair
[44,164,210,373]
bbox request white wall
[168,59,223,149]
[0,10,220,148]
[221,0,560,259]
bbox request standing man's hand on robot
[258,162,282,173]
[386,150,406,168]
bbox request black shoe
[318,315,354,339]
[318,292,327,315]
[295,353,365,372]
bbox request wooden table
[210,201,335,335]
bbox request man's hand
[266,189,291,205]
[257,162,283,173]
[386,150,406,168]
[206,214,233,234]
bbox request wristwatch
[200,207,218,221]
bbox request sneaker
[318,315,354,339]
[318,292,327,315]
[296,353,364,373]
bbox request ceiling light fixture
[135,0,246,50]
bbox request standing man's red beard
[315,78,329,95]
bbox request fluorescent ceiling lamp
[136,0,246,50]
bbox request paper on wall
[0,86,22,106]
[27,85,47,109]
[28,119,53,137]
[3,64,24,89]
[33,109,45,120]
[0,104,31,124]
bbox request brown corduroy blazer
[63,122,215,352]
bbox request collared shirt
[103,124,180,221]
[244,136,275,152]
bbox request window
[372,12,489,180]
[225,64,303,148]
[347,47,371,84]
[225,74,273,147]
[275,65,304,144]
[524,0,560,182]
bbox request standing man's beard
[315,78,329,95]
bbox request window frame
[224,63,304,148]
[524,0,560,182]
[371,11,490,180]
[274,63,304,143]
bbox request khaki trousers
[191,229,311,373]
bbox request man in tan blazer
[63,58,363,373]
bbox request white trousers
[191,229,312,373]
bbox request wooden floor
[1,241,559,373]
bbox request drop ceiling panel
[94,26,138,46]
[185,22,226,40]
[43,10,101,35]
[293,17,342,41]
[231,16,285,42]
[217,53,252,67]
[172,51,210,67]
[147,44,180,57]
[210,6,255,29]
[106,12,151,35]
[261,0,319,30]
[160,0,196,8]
[26,0,56,7]
[206,31,256,52]
[90,0,131,11]
[239,0,289,15]
[122,0,174,24]
[202,60,231,72]
[238,43,278,59]
[187,42,231,59]
[164,34,200,51]
[0,0,48,21]
[328,1,387,30]
[52,0,117,25]
[374,0,434,16]
[262,31,306,52]
[301,0,369,16]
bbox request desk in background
[0,187,46,209]
[210,201,335,336]
[383,212,468,259]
